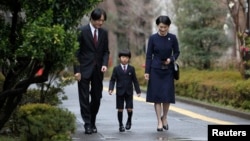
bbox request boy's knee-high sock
[127,111,133,123]
[118,111,123,126]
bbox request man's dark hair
[118,49,131,58]
[90,8,107,21]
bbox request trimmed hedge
[175,68,250,111]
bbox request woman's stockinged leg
[162,103,170,130]
[162,103,170,121]
[154,103,163,129]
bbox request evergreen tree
[0,0,102,130]
[173,0,231,69]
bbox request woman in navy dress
[144,15,180,132]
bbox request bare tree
[99,0,159,65]
[226,0,250,78]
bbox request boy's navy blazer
[109,64,141,96]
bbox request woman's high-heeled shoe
[161,116,168,130]
[157,128,163,132]
[163,124,168,130]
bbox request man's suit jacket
[109,64,141,96]
[74,24,109,79]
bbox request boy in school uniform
[108,49,141,132]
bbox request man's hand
[74,73,81,81]
[101,66,107,72]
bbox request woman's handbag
[174,62,179,80]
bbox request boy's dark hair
[118,49,131,58]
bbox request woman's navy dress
[145,33,180,103]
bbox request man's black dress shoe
[119,125,125,132]
[84,124,92,134]
[92,125,97,133]
[125,122,131,130]
[84,126,92,134]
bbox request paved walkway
[62,81,173,141]
[61,81,250,141]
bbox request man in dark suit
[108,49,141,132]
[74,8,110,134]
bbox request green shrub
[16,103,76,141]
[175,68,250,111]
[0,136,17,141]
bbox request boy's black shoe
[125,122,131,130]
[119,125,125,132]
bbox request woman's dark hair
[155,15,171,26]
[118,49,131,58]
[90,8,107,21]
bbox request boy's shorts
[116,93,133,109]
